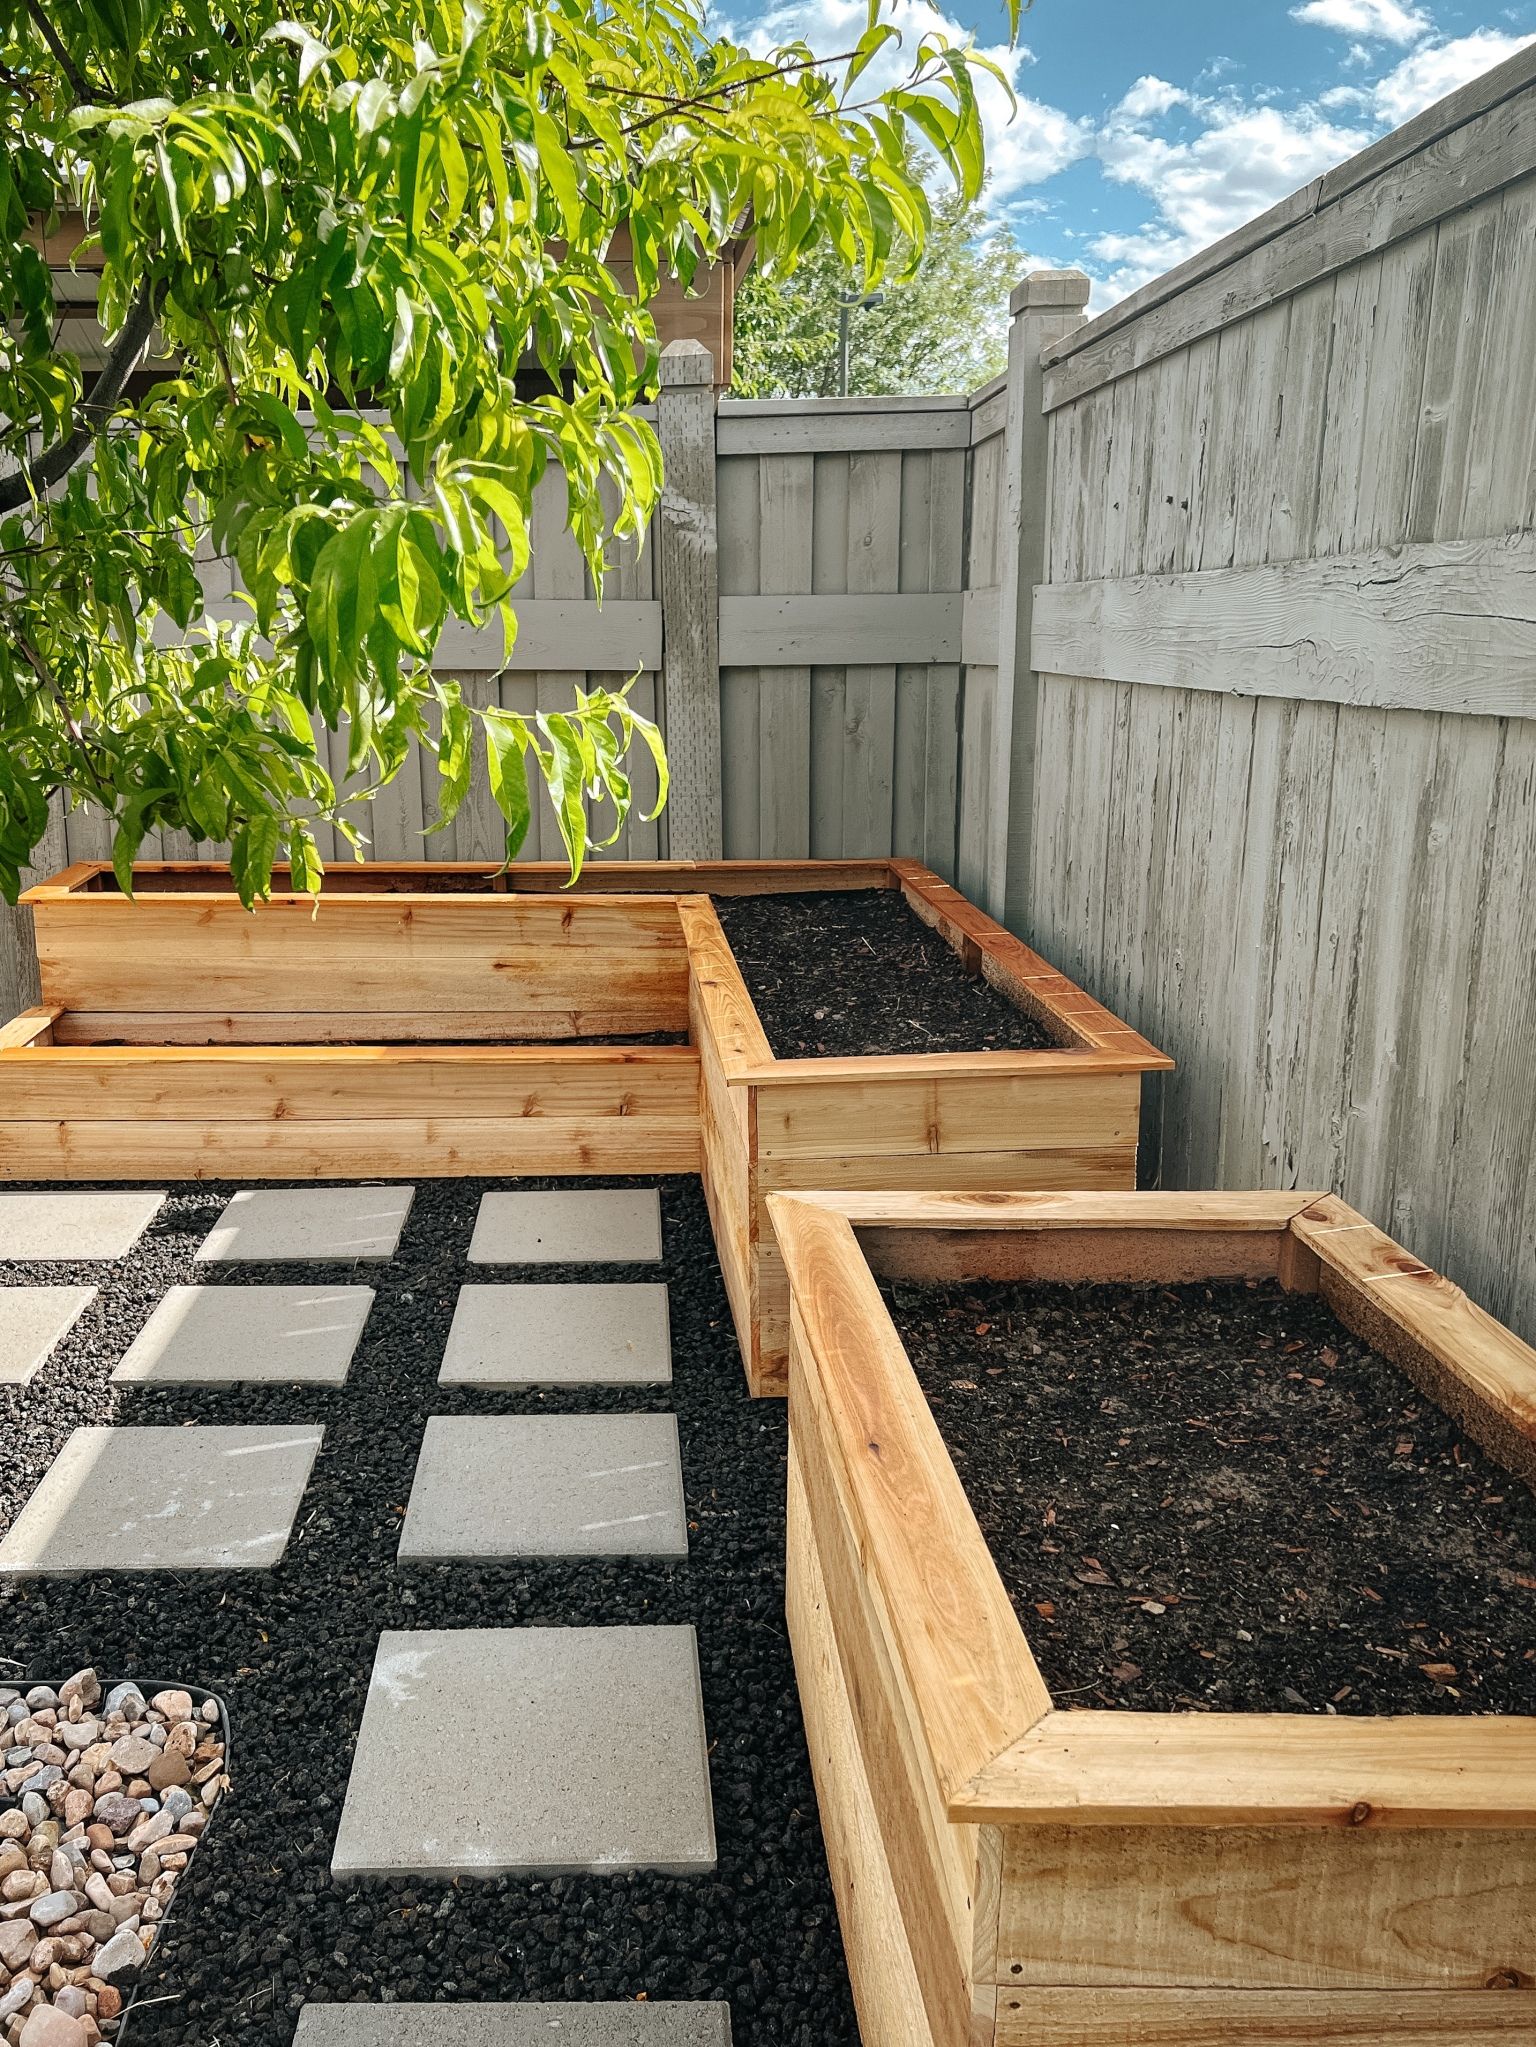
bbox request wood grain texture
[32,895,691,1026]
[657,341,723,859]
[770,1195,1052,1790]
[956,1709,1536,1829]
[0,1115,700,1177]
[992,1988,1536,2045]
[0,1045,700,1124]
[785,1443,938,2047]
[994,1824,1536,1989]
[1030,535,1536,717]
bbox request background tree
[732,178,1027,399]
[0,0,1017,902]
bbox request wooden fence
[0,283,1089,1018]
[7,42,1536,1349]
[1025,40,1536,1341]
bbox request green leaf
[483,710,533,860]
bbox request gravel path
[0,1177,856,2047]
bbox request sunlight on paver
[0,1424,324,1573]
[398,1414,687,1560]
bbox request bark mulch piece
[712,889,1057,1059]
[0,1176,854,2047]
[884,1275,1536,1718]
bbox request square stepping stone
[331,1626,716,1878]
[399,1415,688,1561]
[468,1190,662,1265]
[294,2005,730,2044]
[0,1425,323,1574]
[439,1283,671,1388]
[0,1191,164,1260]
[0,1287,96,1386]
[112,1284,374,1387]
[197,1186,413,1263]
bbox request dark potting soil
[711,889,1058,1058]
[885,1276,1536,1718]
[0,1177,856,2047]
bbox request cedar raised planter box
[5,859,1168,1394]
[768,1188,1536,2047]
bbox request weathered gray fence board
[1029,54,1536,1343]
[1030,533,1536,715]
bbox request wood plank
[838,448,903,857]
[677,894,773,1074]
[25,859,900,901]
[954,1709,1536,1829]
[854,1222,1289,1289]
[784,1443,935,2047]
[0,1006,60,1049]
[689,955,761,1394]
[755,453,815,857]
[716,408,971,455]
[718,592,963,665]
[33,897,691,1019]
[769,1196,1051,1793]
[792,1190,1318,1230]
[994,1824,1536,1989]
[657,340,723,860]
[791,1379,979,2047]
[753,1070,1141,1161]
[758,1148,1135,1198]
[0,1046,701,1124]
[1292,1195,1536,1484]
[51,1009,680,1045]
[0,1116,700,1177]
[429,598,661,670]
[994,1988,1535,2045]
[1029,535,1536,718]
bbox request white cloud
[735,0,1094,202]
[1089,97,1370,303]
[1114,75,1190,123]
[1291,0,1431,42]
[1369,28,1536,125]
[721,0,1536,319]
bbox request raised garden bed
[5,861,1170,1396]
[768,1187,1536,2047]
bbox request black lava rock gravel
[712,889,1058,1058]
[0,1176,858,2046]
[888,1275,1536,1718]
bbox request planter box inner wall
[769,1188,1536,2047]
[6,861,1170,1393]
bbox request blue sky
[726,0,1536,308]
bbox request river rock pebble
[0,1673,223,2043]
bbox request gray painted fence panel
[1027,45,1536,1344]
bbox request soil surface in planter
[884,1276,1536,1717]
[0,1176,854,2047]
[712,890,1057,1059]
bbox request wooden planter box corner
[4,859,1169,1397]
[770,1188,1536,2047]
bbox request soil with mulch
[711,889,1057,1059]
[885,1276,1536,1717]
[0,1177,855,2047]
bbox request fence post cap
[1010,270,1092,316]
[659,338,715,386]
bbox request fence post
[656,338,722,860]
[984,270,1091,925]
